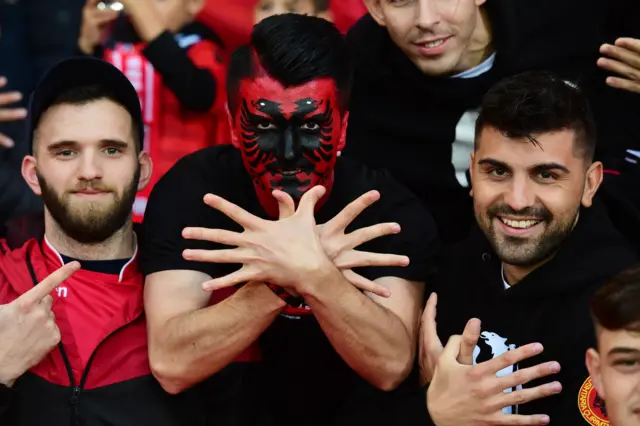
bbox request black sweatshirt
[343,0,640,244]
[429,198,639,425]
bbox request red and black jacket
[0,237,205,426]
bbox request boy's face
[151,0,204,33]
[254,0,317,24]
[587,328,640,426]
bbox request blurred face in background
[254,0,318,24]
[149,0,205,33]
[365,0,491,76]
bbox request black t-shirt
[140,145,438,425]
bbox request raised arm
[144,269,284,394]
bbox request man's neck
[454,8,494,74]
[44,215,136,261]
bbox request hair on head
[475,71,597,162]
[591,264,640,334]
[227,13,352,116]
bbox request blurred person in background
[343,0,640,245]
[587,265,640,426]
[78,0,229,222]
[254,0,331,24]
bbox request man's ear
[136,151,153,192]
[586,348,605,400]
[226,103,241,148]
[337,112,349,152]
[582,161,604,208]
[22,156,43,196]
[363,0,387,27]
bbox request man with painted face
[343,0,640,244]
[140,13,437,426]
[418,72,640,426]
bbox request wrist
[78,38,95,55]
[297,259,343,299]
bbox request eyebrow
[608,347,640,356]
[477,158,570,174]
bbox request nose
[281,127,298,162]
[503,175,535,212]
[416,0,442,30]
[76,150,104,182]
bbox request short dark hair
[34,83,142,153]
[591,264,640,334]
[475,71,597,162]
[226,13,352,116]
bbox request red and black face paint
[233,76,345,216]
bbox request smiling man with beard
[419,71,640,426]
[0,57,208,426]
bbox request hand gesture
[598,38,640,94]
[78,0,119,55]
[419,293,481,385]
[183,186,330,292]
[0,262,79,386]
[426,310,563,426]
[273,189,409,298]
[0,77,27,148]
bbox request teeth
[499,218,541,229]
[282,169,302,176]
[424,39,444,49]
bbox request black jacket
[343,0,640,244]
[430,198,640,425]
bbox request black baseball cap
[26,56,144,154]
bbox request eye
[56,150,76,158]
[489,168,508,178]
[257,121,276,130]
[537,170,556,181]
[104,147,122,155]
[301,122,320,131]
[613,358,640,371]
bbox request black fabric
[344,0,640,245]
[4,372,206,426]
[0,383,15,418]
[60,254,129,275]
[427,199,640,425]
[140,144,438,425]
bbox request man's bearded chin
[37,169,139,244]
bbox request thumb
[458,318,481,365]
[422,293,443,354]
[297,186,326,216]
[272,190,295,219]
[441,334,463,366]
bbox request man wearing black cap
[0,57,205,426]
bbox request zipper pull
[69,386,81,405]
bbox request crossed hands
[599,38,640,94]
[419,293,563,426]
[182,186,409,297]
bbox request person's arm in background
[77,0,119,57]
[116,0,224,113]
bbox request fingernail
[0,77,6,85]
[183,250,192,258]
[384,291,391,298]
[549,381,562,393]
[548,362,560,373]
[393,224,401,233]
[540,415,550,425]
[532,343,544,354]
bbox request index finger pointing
[477,342,544,377]
[19,261,80,307]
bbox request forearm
[301,267,415,391]
[149,283,284,394]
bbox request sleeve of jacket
[142,31,225,112]
[0,259,17,420]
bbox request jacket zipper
[26,252,142,426]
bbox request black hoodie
[429,198,639,425]
[343,0,640,244]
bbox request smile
[498,217,542,229]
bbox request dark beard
[480,203,578,267]
[38,168,140,244]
